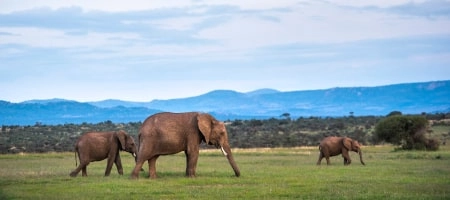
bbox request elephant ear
[116,130,127,150]
[197,113,212,144]
[342,137,352,150]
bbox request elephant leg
[325,156,331,165]
[131,160,145,179]
[342,153,351,165]
[148,155,159,179]
[70,162,86,177]
[317,152,324,165]
[185,150,199,177]
[114,154,123,175]
[105,156,115,176]
[69,170,78,177]
[82,164,88,176]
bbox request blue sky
[1,0,450,102]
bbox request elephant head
[115,130,137,158]
[342,137,365,165]
[197,113,240,177]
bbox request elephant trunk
[358,150,365,165]
[221,144,240,177]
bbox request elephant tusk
[220,146,228,156]
[133,153,137,157]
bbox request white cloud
[3,1,449,51]
[199,0,299,10]
[0,0,449,102]
[132,16,207,31]
[328,0,430,8]
[0,0,303,13]
[0,0,194,13]
[0,27,140,48]
[195,1,450,49]
[0,0,444,14]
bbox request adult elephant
[70,130,137,177]
[131,112,240,179]
[317,136,365,165]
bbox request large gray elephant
[131,112,240,179]
[317,136,365,165]
[70,130,137,177]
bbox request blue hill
[0,101,161,125]
[1,80,449,125]
[141,80,450,116]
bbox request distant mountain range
[1,80,449,125]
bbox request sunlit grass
[1,145,449,199]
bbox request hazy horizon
[4,79,448,103]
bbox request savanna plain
[0,145,449,200]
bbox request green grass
[1,146,449,199]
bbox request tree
[386,111,402,117]
[280,113,291,121]
[375,115,438,150]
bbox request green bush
[375,115,439,151]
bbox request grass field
[0,145,449,199]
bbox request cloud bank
[1,0,449,102]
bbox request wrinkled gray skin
[70,130,137,177]
[131,112,240,179]
[317,136,365,165]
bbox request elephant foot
[147,173,158,179]
[186,174,196,178]
[130,175,138,180]
[69,172,77,177]
[148,171,158,179]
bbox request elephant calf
[70,130,137,177]
[317,136,365,166]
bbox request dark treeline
[1,113,449,154]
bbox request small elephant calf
[70,130,137,177]
[317,136,365,166]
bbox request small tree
[280,113,291,120]
[387,111,402,117]
[375,115,438,150]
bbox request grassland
[0,145,449,200]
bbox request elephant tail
[318,145,324,156]
[74,150,78,167]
